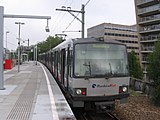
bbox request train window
[74,43,129,78]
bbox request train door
[55,51,59,80]
[64,47,70,91]
[48,52,50,70]
[50,52,53,73]
[52,52,55,74]
[61,49,66,85]
[47,53,49,66]
[58,51,61,82]
[45,54,47,65]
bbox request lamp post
[15,22,24,72]
[6,31,9,50]
[0,6,4,90]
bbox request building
[134,0,160,80]
[87,23,139,54]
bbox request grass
[129,89,143,96]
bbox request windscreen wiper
[83,61,91,76]
[109,63,113,76]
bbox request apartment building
[134,0,160,80]
[87,23,139,54]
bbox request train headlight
[119,86,128,93]
[76,89,82,95]
[75,88,86,95]
[122,87,127,92]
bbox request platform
[0,61,76,120]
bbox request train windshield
[74,43,129,78]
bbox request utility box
[4,59,13,69]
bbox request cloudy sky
[0,0,136,50]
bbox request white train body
[39,38,130,112]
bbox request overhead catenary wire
[52,0,74,33]
[84,0,91,7]
[63,13,80,32]
[62,0,91,33]
[7,41,17,47]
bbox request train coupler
[95,101,115,113]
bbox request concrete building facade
[134,0,160,80]
[87,23,139,54]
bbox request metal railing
[137,0,155,4]
[140,34,160,41]
[140,14,160,22]
[141,46,154,51]
[138,4,159,14]
[130,78,155,96]
[140,24,160,31]
[142,57,148,61]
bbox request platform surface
[0,61,76,120]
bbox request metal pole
[28,39,29,47]
[28,39,29,61]
[15,22,24,72]
[34,46,35,64]
[0,6,5,90]
[82,4,85,38]
[6,31,9,49]
[4,14,51,20]
[35,45,37,65]
[18,24,20,72]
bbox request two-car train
[39,38,130,112]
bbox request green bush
[148,41,160,106]
[151,85,160,106]
[128,51,143,79]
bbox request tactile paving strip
[7,79,37,120]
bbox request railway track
[73,108,120,120]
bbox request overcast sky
[0,0,136,50]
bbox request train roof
[52,38,125,51]
[73,38,123,44]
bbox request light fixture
[45,26,50,32]
[45,19,50,32]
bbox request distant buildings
[87,23,139,54]
[134,0,160,80]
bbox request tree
[37,36,62,53]
[148,41,160,106]
[128,50,143,79]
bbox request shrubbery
[148,41,160,106]
[151,85,160,106]
[128,51,143,79]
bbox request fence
[130,78,155,95]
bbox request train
[39,38,130,112]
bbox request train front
[70,40,129,112]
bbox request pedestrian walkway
[0,61,76,120]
